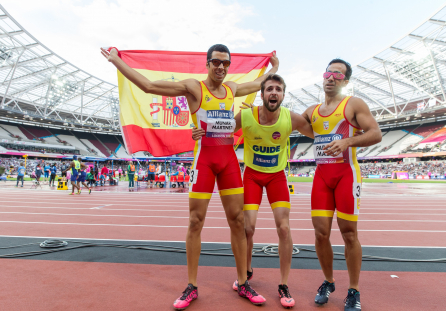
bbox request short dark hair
[260,74,286,94]
[326,58,352,80]
[207,44,231,62]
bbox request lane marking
[0,220,445,233]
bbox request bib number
[189,169,198,184]
[353,182,361,198]
[313,134,344,164]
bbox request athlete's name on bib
[253,145,280,153]
[210,120,233,130]
[207,110,233,119]
[253,153,278,167]
[314,134,343,144]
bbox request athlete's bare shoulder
[223,81,237,95]
[345,96,370,114]
[302,104,319,122]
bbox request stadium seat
[170,175,177,188]
[158,175,166,188]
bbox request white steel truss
[287,6,446,125]
[0,4,119,132]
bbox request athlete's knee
[188,215,205,232]
[276,223,290,240]
[228,210,244,230]
[341,230,358,246]
[315,229,330,244]
[245,225,255,239]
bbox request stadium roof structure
[286,5,446,130]
[0,4,120,134]
[2,5,446,135]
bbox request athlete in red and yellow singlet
[103,44,280,309]
[310,96,362,221]
[301,60,381,310]
[189,81,244,199]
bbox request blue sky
[2,0,446,91]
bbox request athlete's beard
[263,96,282,112]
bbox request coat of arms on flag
[150,95,189,127]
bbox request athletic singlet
[311,96,359,165]
[191,81,235,147]
[148,165,155,173]
[71,160,80,174]
[242,106,292,173]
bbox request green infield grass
[287,176,446,183]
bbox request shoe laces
[279,285,291,298]
[317,281,330,296]
[344,291,358,307]
[180,284,195,300]
[241,281,259,297]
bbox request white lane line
[2,211,446,223]
[2,206,446,216]
[0,220,446,233]
[90,204,112,210]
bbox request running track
[0,183,445,247]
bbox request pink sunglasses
[323,72,345,80]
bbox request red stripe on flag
[122,125,195,157]
[122,125,243,156]
[120,50,273,74]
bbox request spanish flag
[116,49,273,156]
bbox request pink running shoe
[173,284,198,310]
[279,284,295,308]
[232,269,254,290]
[237,280,266,305]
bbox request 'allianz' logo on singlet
[314,134,343,144]
[207,110,233,119]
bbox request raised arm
[226,52,280,97]
[291,111,314,139]
[101,48,201,99]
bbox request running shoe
[69,193,74,195]
[344,289,361,311]
[237,280,266,305]
[89,188,91,194]
[278,284,295,308]
[77,190,81,195]
[232,269,254,290]
[173,284,198,310]
[315,280,335,305]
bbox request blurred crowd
[359,160,446,177]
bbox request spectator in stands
[61,162,68,177]
[101,164,108,177]
[99,173,106,186]
[49,164,57,187]
[94,164,99,179]
[16,162,26,187]
[43,162,50,182]
[35,163,43,183]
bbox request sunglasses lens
[223,60,230,68]
[323,72,331,79]
[211,59,220,67]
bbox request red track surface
[0,182,445,310]
[2,259,444,311]
[0,184,445,247]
